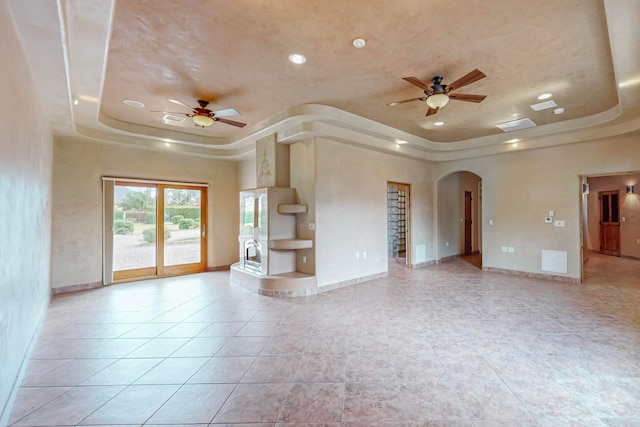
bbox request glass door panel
[113,183,157,280]
[159,185,207,275]
[163,187,202,266]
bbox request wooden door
[599,190,620,256]
[464,191,472,255]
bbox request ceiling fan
[388,69,487,116]
[153,98,247,128]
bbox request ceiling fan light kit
[192,115,214,127]
[426,93,449,109]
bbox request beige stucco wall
[586,173,640,258]
[51,138,239,289]
[0,3,53,423]
[238,155,257,191]
[315,138,434,288]
[436,133,640,279]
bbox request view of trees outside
[113,186,201,272]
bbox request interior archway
[437,171,483,269]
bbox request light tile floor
[9,253,640,426]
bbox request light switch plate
[554,220,565,227]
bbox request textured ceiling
[8,0,640,160]
[101,0,616,142]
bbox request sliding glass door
[110,180,207,282]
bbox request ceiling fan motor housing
[430,76,447,94]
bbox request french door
[105,179,207,283]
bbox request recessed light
[288,54,306,64]
[434,121,445,126]
[537,93,553,100]
[553,107,565,115]
[164,142,171,147]
[124,100,145,108]
[73,96,79,106]
[395,139,408,144]
[511,143,519,148]
[352,38,366,48]
[506,138,520,143]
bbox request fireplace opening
[244,239,262,274]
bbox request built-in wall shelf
[278,204,308,214]
[269,238,313,250]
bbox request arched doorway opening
[437,171,483,269]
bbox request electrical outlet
[303,255,307,263]
[508,247,514,253]
[554,220,565,227]
[445,242,449,247]
[544,217,553,224]
[308,223,315,231]
[501,246,508,252]
[363,251,367,258]
[355,252,359,259]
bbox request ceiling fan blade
[426,107,438,116]
[402,76,431,91]
[151,111,192,116]
[448,93,487,103]
[166,98,195,111]
[214,117,247,128]
[447,69,486,91]
[212,107,241,117]
[387,97,427,106]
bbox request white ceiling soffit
[7,0,640,161]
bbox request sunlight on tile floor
[9,254,640,426]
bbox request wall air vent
[530,100,557,111]
[495,117,537,132]
[163,114,185,125]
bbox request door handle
[201,224,206,238]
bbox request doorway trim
[464,191,473,255]
[387,181,412,268]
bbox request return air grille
[163,114,185,124]
[495,118,537,132]
[530,100,557,111]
